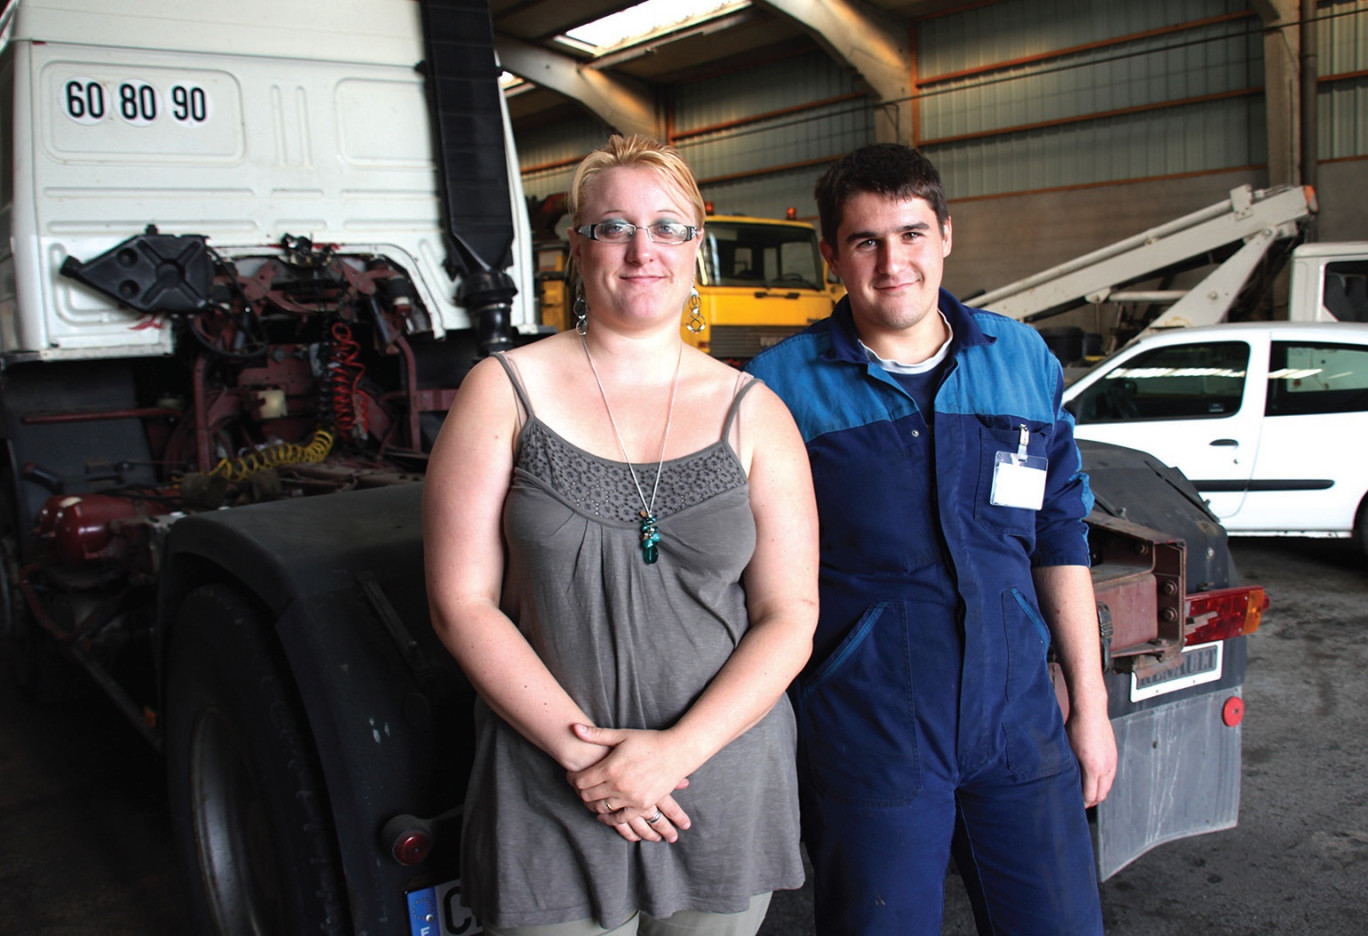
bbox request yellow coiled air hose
[209,427,335,482]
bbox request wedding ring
[646,809,665,824]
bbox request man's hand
[1067,704,1117,807]
[1033,564,1118,808]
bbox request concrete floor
[0,662,191,935]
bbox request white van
[1065,320,1368,551]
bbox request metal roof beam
[495,35,661,140]
[757,0,911,142]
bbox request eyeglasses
[575,220,698,245]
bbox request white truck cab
[0,0,535,361]
[1291,241,1368,324]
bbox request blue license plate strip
[407,879,480,935]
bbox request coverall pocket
[798,602,921,806]
[1001,588,1074,781]
[973,419,1049,535]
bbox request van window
[1321,261,1368,323]
[1267,342,1368,415]
[1072,341,1249,423]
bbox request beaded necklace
[581,334,683,564]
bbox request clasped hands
[567,723,693,844]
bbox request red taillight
[393,831,432,866]
[382,814,434,866]
[1184,586,1269,646]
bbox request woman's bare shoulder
[503,330,579,365]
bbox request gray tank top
[459,354,803,929]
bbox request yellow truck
[688,211,837,362]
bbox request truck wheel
[165,585,349,935]
[1356,497,1368,558]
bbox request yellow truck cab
[688,209,837,362]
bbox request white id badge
[991,451,1048,509]
[991,425,1048,509]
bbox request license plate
[407,880,481,936]
[1130,640,1223,702]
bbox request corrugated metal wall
[1321,0,1368,160]
[671,50,869,219]
[517,114,617,205]
[917,0,1265,199]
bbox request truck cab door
[1067,337,1264,521]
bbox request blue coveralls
[747,292,1103,935]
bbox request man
[746,143,1116,935]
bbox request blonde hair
[568,134,706,229]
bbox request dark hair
[813,144,950,247]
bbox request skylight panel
[563,0,747,54]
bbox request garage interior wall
[513,0,1367,303]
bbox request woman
[423,134,819,936]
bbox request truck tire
[165,584,349,936]
[1357,497,1368,559]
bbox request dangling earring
[685,283,704,334]
[574,292,588,336]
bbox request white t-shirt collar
[859,311,954,375]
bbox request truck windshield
[702,222,823,290]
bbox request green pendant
[639,511,661,565]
